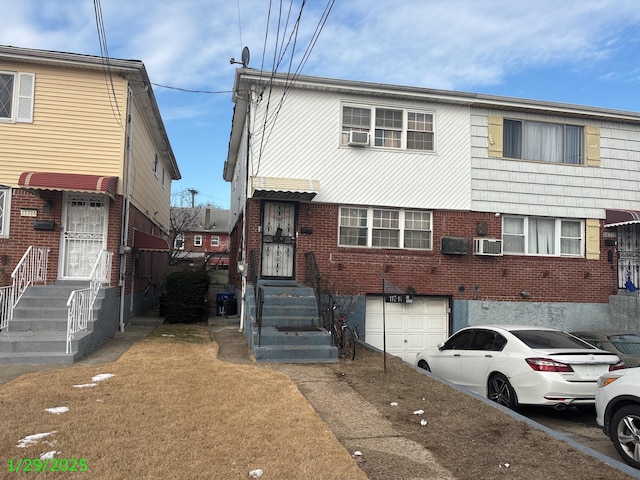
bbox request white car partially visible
[415,325,624,410]
[596,367,640,469]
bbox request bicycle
[324,303,356,361]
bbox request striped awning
[251,176,320,201]
[18,171,118,198]
[133,230,170,252]
[605,209,640,228]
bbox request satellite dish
[241,46,250,68]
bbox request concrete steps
[0,282,116,365]
[249,280,337,363]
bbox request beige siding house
[0,45,180,363]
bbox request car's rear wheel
[611,405,640,469]
[417,359,431,372]
[488,373,517,409]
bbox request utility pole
[188,189,199,208]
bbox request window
[194,235,202,247]
[162,168,166,189]
[339,206,432,249]
[341,104,434,151]
[503,119,583,164]
[0,186,10,237]
[153,153,159,177]
[174,234,184,250]
[211,236,220,247]
[502,216,583,256]
[0,71,34,123]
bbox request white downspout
[239,90,252,332]
[118,87,133,332]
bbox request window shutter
[585,125,600,167]
[488,115,503,157]
[17,73,34,123]
[585,219,600,260]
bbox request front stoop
[0,282,117,365]
[249,280,337,363]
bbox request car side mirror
[437,341,445,350]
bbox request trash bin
[216,292,234,316]
[224,297,237,316]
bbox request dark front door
[261,201,296,278]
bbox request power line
[151,83,233,94]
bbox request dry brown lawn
[0,325,366,480]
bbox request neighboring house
[170,205,230,268]
[224,68,640,363]
[0,45,179,363]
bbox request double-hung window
[0,71,35,123]
[341,104,434,151]
[503,119,583,164]
[211,236,220,247]
[339,207,432,249]
[0,186,10,238]
[174,234,185,250]
[502,216,583,256]
[194,235,202,247]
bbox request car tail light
[525,358,574,373]
[609,361,626,371]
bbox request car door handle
[485,354,493,358]
[453,354,461,357]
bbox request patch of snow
[162,334,176,337]
[353,451,362,457]
[420,419,428,426]
[413,410,424,415]
[45,407,69,415]
[40,451,59,460]
[16,431,57,448]
[249,468,264,478]
[92,373,115,382]
[73,383,97,388]
[390,402,398,407]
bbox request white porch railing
[0,246,50,331]
[66,250,113,354]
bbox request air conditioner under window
[474,238,503,256]
[348,130,369,146]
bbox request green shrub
[163,270,210,323]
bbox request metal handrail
[1,246,50,331]
[66,250,113,354]
[12,246,50,307]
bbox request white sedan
[415,325,624,409]
[596,367,640,468]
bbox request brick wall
[245,201,616,304]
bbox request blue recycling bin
[216,292,234,316]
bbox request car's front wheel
[417,359,431,372]
[487,373,517,409]
[611,405,640,469]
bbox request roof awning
[251,176,320,202]
[133,230,169,252]
[605,209,640,228]
[18,171,118,198]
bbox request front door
[60,193,108,279]
[261,201,296,278]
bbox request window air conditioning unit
[348,131,369,146]
[474,238,503,256]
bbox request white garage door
[365,296,449,363]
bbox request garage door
[365,296,449,363]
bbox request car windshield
[511,330,596,349]
[609,334,640,354]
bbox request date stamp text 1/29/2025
[8,458,88,473]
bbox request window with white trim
[0,71,35,123]
[174,233,184,250]
[211,236,220,247]
[341,104,434,151]
[503,119,583,164]
[194,235,202,247]
[0,186,10,238]
[502,216,583,256]
[153,153,159,177]
[339,206,432,249]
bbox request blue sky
[3,1,640,209]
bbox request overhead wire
[93,0,123,127]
